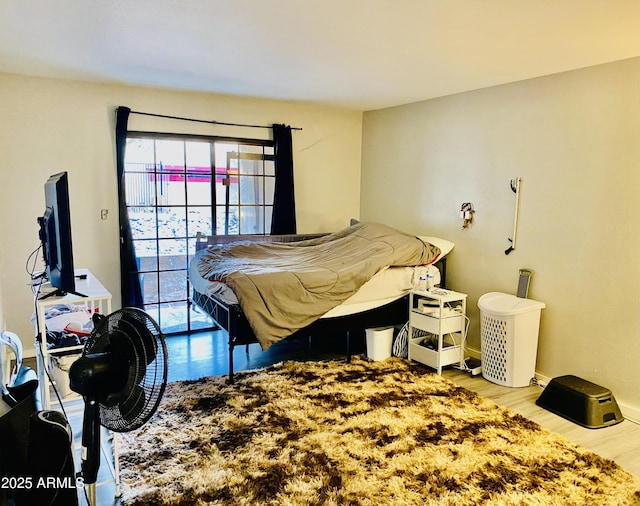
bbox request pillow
[418,236,455,259]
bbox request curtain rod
[129,110,302,131]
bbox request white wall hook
[505,178,521,255]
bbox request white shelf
[34,268,112,409]
[410,311,463,335]
[409,338,462,370]
[408,289,467,374]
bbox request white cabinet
[408,288,467,374]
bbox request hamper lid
[478,291,545,315]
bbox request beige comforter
[195,222,440,349]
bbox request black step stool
[536,375,623,429]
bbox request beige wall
[0,73,362,355]
[361,57,640,416]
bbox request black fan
[69,308,168,505]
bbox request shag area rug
[118,357,640,505]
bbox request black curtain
[115,106,144,308]
[270,124,297,234]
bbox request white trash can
[365,327,394,361]
[478,292,545,387]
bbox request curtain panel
[115,106,144,308]
[270,124,297,235]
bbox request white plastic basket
[478,292,545,387]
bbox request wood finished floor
[85,328,639,505]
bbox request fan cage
[88,308,168,432]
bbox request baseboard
[620,404,640,423]
[533,371,551,388]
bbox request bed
[189,222,453,382]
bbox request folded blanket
[196,222,440,349]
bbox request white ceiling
[1,0,639,110]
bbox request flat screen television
[37,171,84,298]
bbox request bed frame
[191,232,446,382]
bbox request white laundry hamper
[478,292,545,387]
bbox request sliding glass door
[123,133,274,334]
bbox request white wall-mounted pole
[505,177,522,255]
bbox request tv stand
[38,288,87,300]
